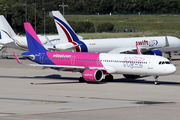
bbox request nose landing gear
[154,76,159,85]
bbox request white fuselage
[99,53,176,76]
[38,50,176,76]
[83,36,180,53]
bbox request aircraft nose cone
[169,65,176,74]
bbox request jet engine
[83,69,103,82]
[147,50,162,56]
[53,42,76,51]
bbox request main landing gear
[105,74,113,82]
[1,47,8,59]
[154,76,159,85]
[167,52,172,61]
[123,74,140,78]
[79,77,86,83]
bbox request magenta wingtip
[13,52,21,63]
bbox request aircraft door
[71,56,75,65]
[40,53,45,63]
[148,58,154,69]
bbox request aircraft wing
[0,41,14,45]
[26,64,104,70]
[108,36,170,54]
[15,60,105,71]
[108,47,160,54]
[13,52,105,71]
[14,52,122,74]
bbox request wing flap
[28,64,105,70]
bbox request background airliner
[0,15,62,52]
[14,22,176,85]
[52,11,180,59]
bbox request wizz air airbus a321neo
[52,11,180,59]
[14,23,176,85]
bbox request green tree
[168,0,180,13]
[99,0,113,13]
[11,3,25,33]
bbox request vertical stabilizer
[24,22,47,52]
[0,15,16,39]
[52,11,80,43]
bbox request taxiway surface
[0,49,180,120]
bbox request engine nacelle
[54,42,75,51]
[83,69,103,82]
[147,50,162,56]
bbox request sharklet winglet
[13,52,21,64]
[136,45,142,55]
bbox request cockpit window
[165,61,170,64]
[159,61,171,65]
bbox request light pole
[23,4,27,22]
[59,3,68,16]
[33,3,36,32]
[42,8,45,35]
[4,8,7,18]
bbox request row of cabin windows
[103,60,147,64]
[45,58,70,60]
[45,57,147,64]
[45,57,98,61]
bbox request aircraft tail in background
[52,11,80,43]
[52,11,88,52]
[0,15,17,39]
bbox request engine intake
[83,69,103,82]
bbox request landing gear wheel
[135,75,140,78]
[105,74,113,82]
[79,77,86,83]
[155,81,159,85]
[154,76,160,85]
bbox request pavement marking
[32,101,68,104]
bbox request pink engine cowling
[83,69,103,82]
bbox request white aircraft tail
[0,15,16,39]
[52,11,80,43]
